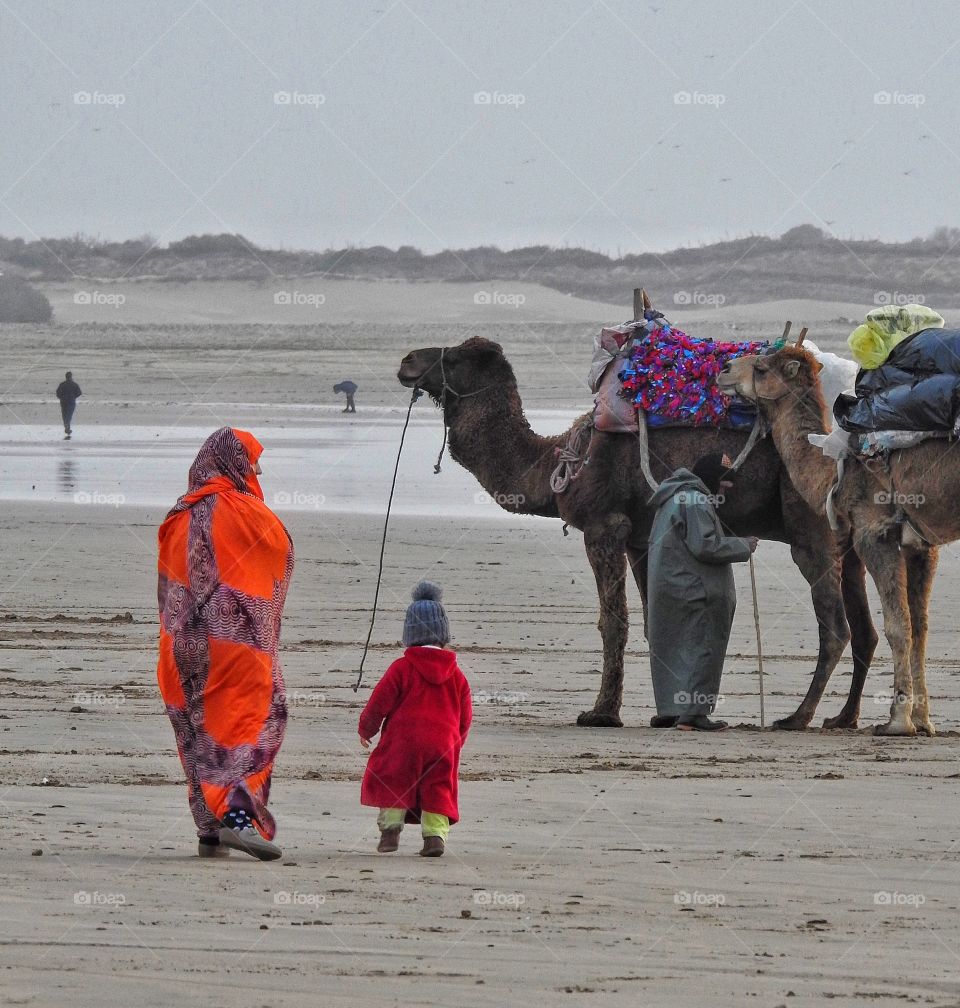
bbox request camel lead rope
[635,411,661,493]
[749,554,766,728]
[434,345,449,474]
[353,387,422,692]
[727,413,766,473]
[434,421,448,474]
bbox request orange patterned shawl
[157,427,294,839]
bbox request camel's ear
[782,359,802,379]
[812,359,824,374]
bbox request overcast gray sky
[2,0,958,254]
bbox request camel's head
[398,336,510,404]
[718,345,823,405]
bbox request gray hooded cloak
[647,468,752,718]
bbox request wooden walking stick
[749,554,766,728]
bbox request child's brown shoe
[419,836,445,857]
[377,827,401,853]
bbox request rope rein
[728,412,767,471]
[354,345,493,689]
[434,347,450,474]
[352,386,422,692]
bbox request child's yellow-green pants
[377,808,450,840]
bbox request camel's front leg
[857,533,916,736]
[823,546,879,729]
[905,546,938,736]
[625,545,649,640]
[774,540,850,730]
[577,517,631,728]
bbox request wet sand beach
[3,285,960,1006]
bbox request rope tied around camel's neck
[550,420,592,494]
[636,411,767,493]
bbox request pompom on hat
[402,580,450,647]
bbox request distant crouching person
[334,379,357,413]
[647,452,757,731]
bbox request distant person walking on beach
[55,371,81,439]
[334,379,357,413]
[156,427,294,861]
[359,581,472,858]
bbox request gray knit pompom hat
[402,580,450,647]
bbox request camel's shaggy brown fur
[399,336,878,729]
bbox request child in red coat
[359,581,472,857]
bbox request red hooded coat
[359,647,472,823]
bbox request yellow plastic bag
[848,304,944,369]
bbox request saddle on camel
[581,293,855,495]
[589,303,767,436]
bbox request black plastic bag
[835,328,960,433]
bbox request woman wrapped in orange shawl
[157,428,294,860]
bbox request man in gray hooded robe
[647,452,757,731]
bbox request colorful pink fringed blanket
[617,319,768,428]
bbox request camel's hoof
[772,716,810,732]
[915,720,937,737]
[822,713,858,730]
[873,720,917,737]
[576,710,624,728]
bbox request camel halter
[432,345,495,474]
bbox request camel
[398,335,878,729]
[719,343,951,737]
